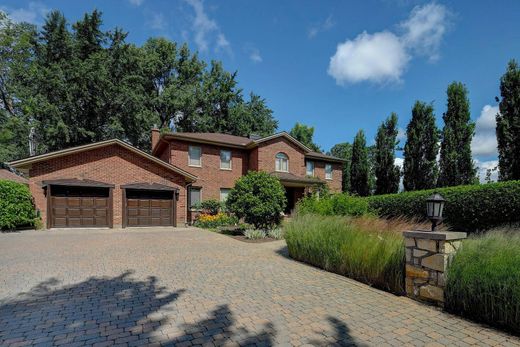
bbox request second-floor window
[306,161,314,176]
[188,145,202,167]
[220,150,232,170]
[275,152,289,172]
[325,164,333,180]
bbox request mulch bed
[228,235,278,243]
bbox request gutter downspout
[185,182,192,227]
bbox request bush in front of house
[445,229,520,333]
[226,171,287,230]
[0,179,37,230]
[194,212,238,229]
[367,180,520,233]
[285,214,406,294]
[197,199,223,215]
[296,193,370,217]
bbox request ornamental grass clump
[445,229,520,333]
[285,214,408,294]
[243,229,266,240]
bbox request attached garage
[44,179,114,228]
[9,139,197,229]
[122,183,178,227]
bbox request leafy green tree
[350,130,370,196]
[289,122,321,151]
[329,142,351,192]
[403,101,440,191]
[2,10,277,158]
[374,113,401,194]
[438,82,476,187]
[226,171,286,229]
[0,12,35,161]
[496,60,520,181]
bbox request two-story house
[151,130,344,219]
[9,130,344,229]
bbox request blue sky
[2,0,519,180]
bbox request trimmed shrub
[0,180,37,230]
[243,229,266,240]
[285,214,406,294]
[226,171,286,230]
[446,229,520,333]
[296,193,370,217]
[194,213,238,229]
[197,199,222,215]
[367,181,520,233]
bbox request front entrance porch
[271,172,325,215]
[284,186,305,214]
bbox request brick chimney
[151,128,160,152]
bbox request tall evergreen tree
[2,10,277,157]
[496,60,520,181]
[329,142,351,192]
[289,122,321,151]
[438,82,476,187]
[403,101,440,191]
[374,113,401,194]
[350,130,370,196]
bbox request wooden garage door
[50,186,110,228]
[125,190,174,227]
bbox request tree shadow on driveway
[0,271,277,346]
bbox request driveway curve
[0,227,518,346]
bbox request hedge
[0,179,37,230]
[366,181,520,233]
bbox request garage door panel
[67,198,81,207]
[50,186,110,228]
[127,199,139,207]
[95,209,107,217]
[125,189,175,227]
[67,209,81,217]
[82,209,94,217]
[95,199,107,207]
[53,207,67,216]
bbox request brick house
[9,131,344,229]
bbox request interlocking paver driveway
[0,228,518,347]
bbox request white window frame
[188,145,202,167]
[325,163,333,180]
[306,161,315,176]
[189,187,202,209]
[275,152,289,173]
[220,188,231,202]
[220,150,232,170]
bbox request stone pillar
[403,230,467,307]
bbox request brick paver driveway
[1,228,519,347]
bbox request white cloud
[472,105,499,157]
[328,31,409,84]
[184,0,230,54]
[147,12,166,30]
[1,2,49,25]
[397,127,406,141]
[308,15,335,39]
[129,0,144,6]
[328,2,450,85]
[400,3,449,61]
[474,159,499,183]
[248,47,262,63]
[394,157,404,169]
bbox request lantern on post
[426,193,445,231]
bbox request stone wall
[403,230,467,306]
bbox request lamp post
[426,193,445,231]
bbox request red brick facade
[154,134,343,204]
[28,144,189,228]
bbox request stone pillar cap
[403,230,467,240]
